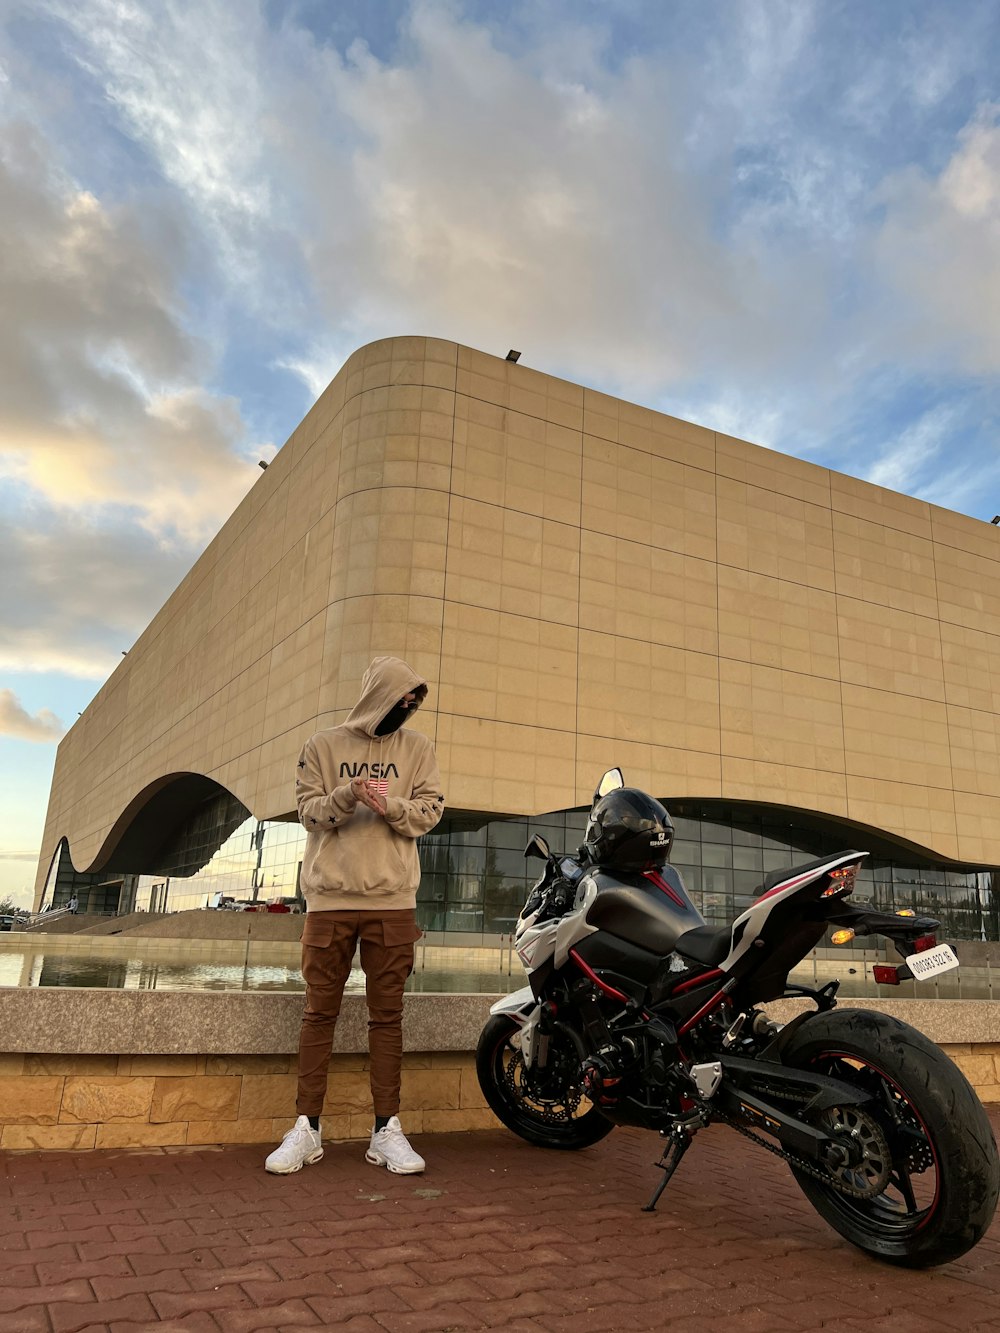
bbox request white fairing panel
[718,851,866,970]
[489,986,536,1019]
[514,877,599,973]
[515,919,560,970]
[553,877,599,968]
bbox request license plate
[906,942,959,981]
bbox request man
[265,656,445,1176]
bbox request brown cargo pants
[295,909,422,1119]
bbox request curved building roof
[34,336,1000,899]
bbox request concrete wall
[1,990,999,1150]
[35,336,1000,902]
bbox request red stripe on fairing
[754,854,866,904]
[671,967,723,996]
[643,869,687,908]
[755,868,825,902]
[569,949,630,1003]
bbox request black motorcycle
[477,770,999,1267]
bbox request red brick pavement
[2,1110,1000,1332]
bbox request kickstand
[642,1129,692,1212]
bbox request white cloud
[0,119,259,542]
[0,108,264,677]
[873,104,1000,375]
[863,404,953,494]
[0,688,65,742]
[0,510,194,677]
[46,0,273,230]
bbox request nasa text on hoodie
[295,657,445,911]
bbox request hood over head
[344,656,428,738]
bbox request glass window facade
[45,791,1000,942]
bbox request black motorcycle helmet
[584,788,674,871]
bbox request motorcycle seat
[675,924,731,966]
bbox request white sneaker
[365,1116,425,1174]
[264,1115,323,1174]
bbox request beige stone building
[35,337,1000,937]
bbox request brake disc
[503,1046,584,1123]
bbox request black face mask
[375,701,411,736]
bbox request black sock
[375,1115,390,1131]
[308,1116,320,1131]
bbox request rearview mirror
[524,834,551,861]
[593,768,624,804]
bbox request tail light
[913,934,937,952]
[821,865,858,897]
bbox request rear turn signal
[873,964,901,985]
[830,929,855,945]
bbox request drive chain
[710,1106,879,1199]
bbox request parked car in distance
[0,915,17,931]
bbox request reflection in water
[0,943,986,1000]
[0,947,514,994]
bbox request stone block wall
[2,1041,1000,1153]
[4,991,1000,1151]
[0,1051,496,1151]
[938,1045,1000,1105]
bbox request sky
[1,0,999,907]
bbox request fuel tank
[583,865,705,957]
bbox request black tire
[781,1007,999,1267]
[476,1014,614,1150]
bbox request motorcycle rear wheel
[477,1014,614,1150]
[781,1007,999,1267]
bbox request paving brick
[128,1248,218,1276]
[0,1279,94,1314]
[654,1311,799,1333]
[5,1114,1000,1333]
[150,1287,252,1319]
[326,1262,424,1298]
[349,1241,439,1269]
[105,1317,221,1333]
[36,1255,132,1288]
[265,1250,367,1282]
[374,1306,489,1332]
[408,1254,499,1284]
[212,1300,322,1331]
[92,1267,194,1301]
[49,1293,157,1333]
[78,1234,166,1262]
[470,1292,555,1327]
[159,1229,246,1253]
[304,1286,413,1323]
[299,1319,382,1333]
[0,1310,51,1333]
[213,1239,302,1267]
[399,1277,492,1310]
[184,1261,278,1292]
[0,1261,39,1288]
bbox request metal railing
[20,905,76,931]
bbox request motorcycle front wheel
[781,1007,999,1267]
[476,1014,614,1150]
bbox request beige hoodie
[296,657,445,911]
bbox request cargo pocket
[381,911,423,948]
[301,913,337,948]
